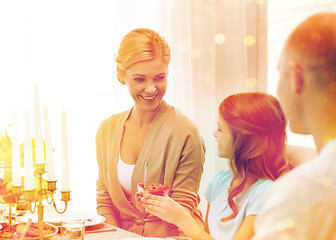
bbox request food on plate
[137,183,170,196]
[0,221,57,239]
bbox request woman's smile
[140,94,158,101]
[123,58,168,113]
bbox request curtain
[0,0,267,214]
[160,1,267,212]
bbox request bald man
[252,13,336,240]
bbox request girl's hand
[140,193,189,225]
[141,194,213,240]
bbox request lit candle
[61,107,70,191]
[34,84,44,164]
[24,109,34,190]
[12,106,21,186]
[43,105,56,181]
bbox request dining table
[0,202,144,240]
[52,223,143,239]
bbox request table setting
[0,203,142,239]
[0,85,143,239]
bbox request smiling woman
[95,28,205,237]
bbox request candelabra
[3,163,71,240]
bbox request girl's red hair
[219,92,291,221]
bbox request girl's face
[214,114,233,159]
[123,58,168,113]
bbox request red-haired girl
[141,92,292,240]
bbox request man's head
[277,12,336,136]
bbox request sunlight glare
[214,33,226,44]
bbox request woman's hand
[140,194,189,225]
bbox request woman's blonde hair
[115,28,171,84]
[220,92,292,221]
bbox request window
[267,0,336,148]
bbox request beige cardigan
[96,101,206,237]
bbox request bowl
[137,183,170,196]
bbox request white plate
[119,238,186,240]
[21,211,105,227]
[119,238,165,240]
[2,209,28,217]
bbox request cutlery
[85,228,117,234]
[19,218,32,240]
[144,161,148,186]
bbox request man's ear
[290,62,304,93]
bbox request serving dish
[0,221,58,240]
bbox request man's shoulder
[253,145,336,240]
[259,149,335,217]
[278,139,336,186]
[270,155,334,200]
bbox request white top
[117,156,135,196]
[204,170,273,240]
[252,138,336,240]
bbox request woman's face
[214,114,233,159]
[123,58,168,113]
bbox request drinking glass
[61,219,85,240]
